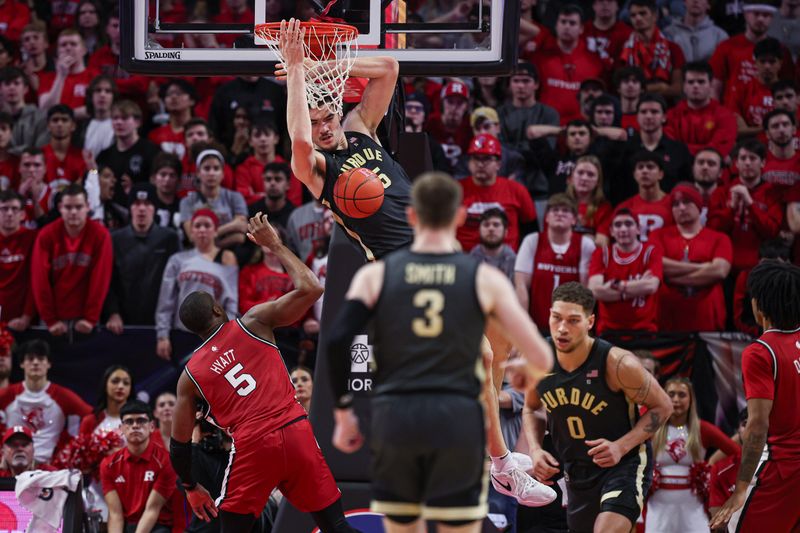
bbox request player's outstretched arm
[244,213,324,330]
[476,263,553,375]
[589,348,673,467]
[709,398,772,530]
[521,388,560,484]
[281,18,326,198]
[343,56,400,135]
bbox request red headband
[671,184,703,210]
[191,209,219,228]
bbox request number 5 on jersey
[225,363,256,396]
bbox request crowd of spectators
[0,0,798,531]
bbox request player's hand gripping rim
[185,483,218,522]
[247,212,282,250]
[278,18,305,72]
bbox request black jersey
[536,338,646,483]
[371,249,486,397]
[318,131,413,261]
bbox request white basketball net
[257,24,358,115]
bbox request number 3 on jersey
[225,363,256,396]
[412,289,445,337]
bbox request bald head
[179,291,219,336]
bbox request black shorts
[369,393,487,522]
[564,444,653,533]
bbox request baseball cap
[511,61,539,82]
[405,92,431,114]
[470,107,499,129]
[441,81,470,100]
[670,183,703,210]
[468,133,502,157]
[3,426,32,445]
[129,182,157,205]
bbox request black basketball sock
[310,498,362,532]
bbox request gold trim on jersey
[635,443,647,510]
[370,501,422,516]
[320,198,376,262]
[600,490,622,503]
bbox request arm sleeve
[514,233,538,274]
[155,255,180,338]
[514,181,536,223]
[99,456,114,495]
[713,232,734,263]
[326,299,374,404]
[83,227,114,323]
[30,231,57,326]
[742,342,775,400]
[588,246,605,278]
[700,419,740,457]
[709,109,738,159]
[646,244,664,280]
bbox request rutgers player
[169,213,358,533]
[710,260,800,532]
[588,208,662,334]
[515,194,596,331]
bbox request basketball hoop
[255,21,359,115]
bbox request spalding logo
[311,509,385,533]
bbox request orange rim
[254,21,358,43]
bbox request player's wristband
[169,439,195,488]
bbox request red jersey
[30,218,113,326]
[664,99,737,156]
[533,40,605,125]
[185,319,306,438]
[649,225,732,332]
[589,243,662,334]
[521,231,584,330]
[584,20,631,70]
[237,263,293,316]
[710,34,794,92]
[100,438,177,526]
[424,112,472,167]
[42,144,87,190]
[742,328,800,461]
[37,68,99,110]
[148,125,186,160]
[0,0,31,42]
[0,154,19,191]
[724,76,773,128]
[616,193,674,242]
[762,151,800,190]
[232,154,302,206]
[456,176,536,252]
[0,227,36,320]
[707,178,783,272]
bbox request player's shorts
[217,416,341,516]
[728,456,800,532]
[564,443,652,533]
[369,393,488,523]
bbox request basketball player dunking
[710,261,800,532]
[279,18,413,262]
[518,282,673,533]
[169,214,359,533]
[325,173,554,533]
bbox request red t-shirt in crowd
[589,242,662,334]
[762,151,800,190]
[148,125,186,160]
[649,225,732,332]
[456,176,536,252]
[742,328,800,461]
[664,99,737,156]
[724,76,773,128]
[710,34,794,92]
[0,0,31,42]
[0,155,20,192]
[42,144,87,191]
[424,112,473,167]
[707,178,783,272]
[30,218,113,326]
[533,40,605,125]
[87,46,151,99]
[237,263,293,316]
[584,20,632,71]
[576,200,613,238]
[37,68,100,110]
[0,226,36,321]
[100,438,177,526]
[616,193,674,242]
[232,154,302,206]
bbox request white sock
[490,451,513,472]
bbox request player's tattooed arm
[736,398,772,485]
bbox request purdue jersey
[536,338,646,483]
[371,249,485,397]
[318,131,413,261]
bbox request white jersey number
[224,363,257,396]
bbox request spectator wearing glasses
[454,106,524,182]
[588,207,662,334]
[403,92,449,173]
[455,133,536,253]
[101,400,178,533]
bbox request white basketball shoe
[490,452,557,507]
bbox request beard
[480,237,504,250]
[694,179,716,190]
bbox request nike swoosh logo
[491,474,511,492]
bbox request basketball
[333,167,385,219]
